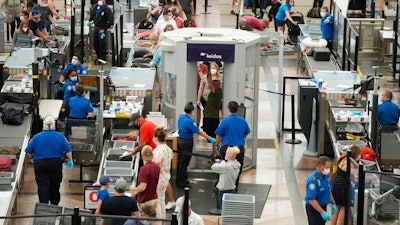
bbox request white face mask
[71,59,78,65]
[41,3,48,7]
[171,0,175,2]
[20,16,24,21]
[70,76,78,81]
[289,2,294,6]
[320,12,327,18]
[323,168,330,175]
[210,68,217,75]
[22,27,28,32]
[98,1,104,6]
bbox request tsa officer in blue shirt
[215,101,251,190]
[25,115,73,205]
[61,55,88,79]
[63,69,79,104]
[320,7,334,51]
[305,156,336,225]
[69,85,95,119]
[378,90,400,126]
[176,101,216,188]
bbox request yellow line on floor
[87,62,93,70]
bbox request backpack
[136,20,154,30]
[0,156,12,172]
[1,107,23,125]
[307,7,321,18]
[52,26,68,36]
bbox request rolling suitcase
[134,6,149,25]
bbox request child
[96,175,111,225]
[211,146,241,209]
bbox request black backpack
[1,107,23,125]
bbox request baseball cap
[114,177,128,192]
[99,175,112,185]
[32,10,41,16]
[128,112,141,126]
[141,145,153,161]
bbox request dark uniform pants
[220,145,245,190]
[34,158,63,205]
[305,203,327,225]
[176,138,193,187]
[93,26,107,61]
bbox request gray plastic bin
[0,172,13,185]
[104,160,133,169]
[104,168,134,181]
[222,194,254,225]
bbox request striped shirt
[12,31,34,48]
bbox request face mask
[289,2,294,6]
[168,16,172,21]
[171,0,175,2]
[320,12,326,18]
[141,220,150,225]
[70,76,78,81]
[59,80,65,84]
[41,3,48,7]
[98,1,104,6]
[193,103,197,110]
[323,168,330,175]
[22,27,28,32]
[20,16,24,21]
[71,59,78,65]
[210,68,217,75]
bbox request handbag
[307,7,321,18]
[5,13,15,24]
[51,26,68,36]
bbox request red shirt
[137,162,160,203]
[139,119,157,149]
[242,15,264,31]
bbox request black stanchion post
[285,95,301,144]
[171,212,179,225]
[344,150,351,225]
[72,207,81,225]
[357,162,365,225]
[183,187,190,225]
[80,0,85,63]
[235,13,239,29]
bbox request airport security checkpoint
[0,0,400,223]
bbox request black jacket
[89,4,113,30]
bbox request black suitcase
[134,6,149,25]
[314,47,331,61]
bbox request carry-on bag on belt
[0,156,12,172]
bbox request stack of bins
[104,140,136,188]
[222,194,255,225]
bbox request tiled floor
[5,0,400,224]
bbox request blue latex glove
[216,145,221,155]
[320,211,330,221]
[67,160,74,170]
[324,18,330,24]
[208,137,216,144]
[31,158,34,164]
[86,21,91,26]
[100,33,106,39]
[331,203,336,215]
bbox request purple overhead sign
[187,44,235,62]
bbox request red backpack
[0,156,12,172]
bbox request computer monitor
[79,75,99,92]
[49,51,66,69]
[358,76,374,95]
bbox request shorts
[203,117,219,138]
[276,19,285,27]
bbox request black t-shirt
[29,19,45,32]
[32,5,52,30]
[101,196,139,225]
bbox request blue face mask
[168,16,172,21]
[70,76,78,81]
[141,220,150,225]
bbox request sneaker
[230,10,235,15]
[165,201,176,210]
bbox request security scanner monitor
[49,51,66,69]
[358,76,375,95]
[79,75,100,105]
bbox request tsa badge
[309,183,316,190]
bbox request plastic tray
[104,160,133,169]
[0,172,14,185]
[111,134,138,142]
[113,141,135,149]
[104,168,134,182]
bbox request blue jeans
[218,189,236,209]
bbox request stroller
[285,12,305,45]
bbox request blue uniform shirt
[215,114,251,146]
[304,169,331,207]
[320,14,334,40]
[25,130,71,160]
[62,63,88,76]
[63,79,78,104]
[275,3,291,21]
[178,114,200,139]
[69,95,94,118]
[97,188,110,201]
[378,100,400,126]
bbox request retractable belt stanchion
[285,94,301,144]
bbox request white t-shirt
[154,19,178,36]
[153,144,173,180]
